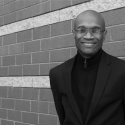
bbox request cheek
[74,35,81,46]
[95,35,104,45]
[75,37,82,48]
[75,33,83,40]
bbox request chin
[81,50,97,57]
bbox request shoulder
[109,54,125,65]
[49,56,76,76]
[106,52,125,69]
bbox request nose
[84,31,94,39]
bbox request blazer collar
[62,55,84,124]
[63,50,111,125]
[85,51,111,124]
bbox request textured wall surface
[0,0,125,125]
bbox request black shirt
[71,49,102,123]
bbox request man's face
[74,12,106,58]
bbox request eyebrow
[76,26,102,29]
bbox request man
[49,10,125,125]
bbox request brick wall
[0,0,90,26]
[0,87,57,125]
[0,0,124,125]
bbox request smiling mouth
[81,42,96,46]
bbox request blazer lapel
[63,56,84,125]
[85,51,112,124]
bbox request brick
[41,38,51,51]
[32,51,49,64]
[33,25,50,40]
[0,109,7,118]
[71,47,77,58]
[72,19,75,32]
[41,0,49,2]
[50,49,70,62]
[9,0,17,12]
[2,55,15,66]
[72,0,88,5]
[51,20,71,36]
[10,43,23,55]
[39,114,57,125]
[0,36,2,46]
[3,33,16,45]
[111,25,125,41]
[22,112,38,124]
[4,12,16,25]
[4,0,15,4]
[0,57,1,66]
[40,1,50,14]
[32,1,50,17]
[23,64,39,75]
[51,0,71,11]
[24,40,40,53]
[102,41,125,57]
[15,100,30,111]
[50,36,60,49]
[31,101,38,112]
[59,34,75,48]
[3,3,10,15]
[0,67,8,76]
[38,101,48,113]
[0,45,9,56]
[8,110,21,122]
[1,119,14,125]
[32,2,41,17]
[16,9,25,21]
[39,89,54,101]
[22,88,39,100]
[0,16,3,26]
[21,6,33,19]
[2,98,14,109]
[15,0,25,11]
[40,62,51,74]
[17,29,32,43]
[16,53,31,65]
[16,5,34,20]
[102,8,125,26]
[15,122,30,125]
[40,62,60,75]
[0,87,7,97]
[0,6,4,16]
[0,0,3,6]
[24,0,40,7]
[9,65,22,76]
[0,98,1,107]
[49,102,57,115]
[48,34,75,49]
[8,87,22,99]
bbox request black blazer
[49,50,125,125]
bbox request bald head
[74,10,105,30]
[73,10,107,58]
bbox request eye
[79,28,86,33]
[93,28,101,33]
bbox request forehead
[74,13,104,29]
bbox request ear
[72,29,76,39]
[103,30,107,41]
[72,29,75,34]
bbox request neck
[78,51,96,59]
[76,49,102,68]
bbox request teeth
[84,43,93,45]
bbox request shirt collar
[76,49,102,68]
